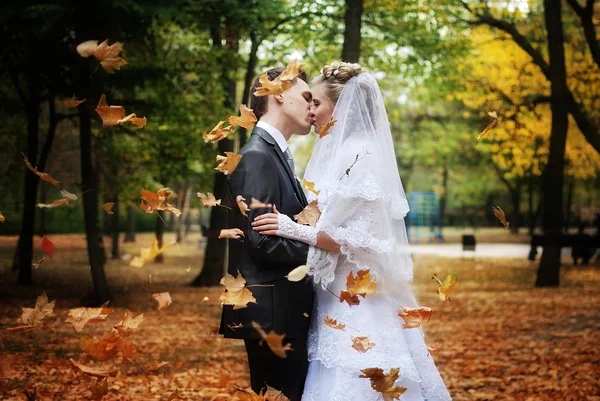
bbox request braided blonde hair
[312,61,365,104]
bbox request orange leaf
[319,117,337,139]
[427,345,440,355]
[152,292,172,310]
[0,211,4,223]
[23,155,61,186]
[476,111,498,145]
[492,205,509,230]
[91,40,128,73]
[139,188,181,216]
[95,94,145,128]
[397,306,433,329]
[37,198,71,209]
[253,73,285,97]
[203,121,235,143]
[294,200,321,226]
[228,104,257,129]
[352,335,376,354]
[346,269,378,298]
[219,228,245,240]
[76,40,100,57]
[69,358,118,378]
[167,389,188,401]
[102,202,115,214]
[65,302,113,333]
[359,368,407,401]
[89,377,109,401]
[324,316,345,330]
[113,310,144,338]
[251,321,293,358]
[41,235,54,259]
[219,271,257,310]
[80,337,120,361]
[63,96,86,108]
[279,60,305,82]
[215,152,243,175]
[236,195,249,217]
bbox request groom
[219,66,315,400]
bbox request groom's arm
[229,149,308,266]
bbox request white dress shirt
[257,121,288,153]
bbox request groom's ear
[273,94,284,104]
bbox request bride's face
[309,82,335,134]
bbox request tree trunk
[111,193,119,259]
[564,177,574,234]
[124,205,136,243]
[536,0,569,288]
[509,183,522,234]
[39,182,47,236]
[155,210,165,263]
[238,31,260,149]
[528,175,543,236]
[78,102,110,304]
[439,165,448,239]
[341,0,363,62]
[177,183,193,243]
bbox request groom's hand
[252,205,280,236]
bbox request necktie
[284,148,296,178]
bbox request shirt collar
[257,121,288,153]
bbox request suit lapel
[252,127,307,207]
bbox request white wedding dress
[300,73,452,401]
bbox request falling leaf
[37,198,71,209]
[324,316,345,330]
[113,310,144,337]
[286,265,309,282]
[359,368,407,401]
[302,179,320,195]
[167,389,188,401]
[346,269,378,298]
[69,358,118,378]
[0,353,31,380]
[139,188,181,216]
[220,272,257,310]
[76,40,99,57]
[65,302,113,333]
[249,198,272,210]
[493,205,509,230]
[203,121,236,143]
[202,297,209,302]
[63,96,86,108]
[427,346,440,355]
[23,155,61,186]
[294,200,321,226]
[102,202,115,214]
[228,104,257,129]
[251,321,293,358]
[152,292,172,310]
[236,195,250,217]
[77,39,128,73]
[0,211,4,223]
[219,228,245,240]
[129,237,176,268]
[197,192,221,208]
[352,335,376,354]
[319,117,337,139]
[476,111,499,145]
[339,290,361,306]
[60,188,78,200]
[32,254,49,270]
[186,267,191,275]
[228,323,244,330]
[234,386,266,401]
[89,377,109,401]
[95,94,146,129]
[397,306,433,329]
[303,313,309,318]
[279,60,305,83]
[215,152,243,175]
[253,72,286,97]
[148,274,152,284]
[149,361,169,372]
[15,292,55,329]
[432,273,459,302]
[264,384,291,401]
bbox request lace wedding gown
[300,73,452,401]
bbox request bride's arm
[252,207,340,253]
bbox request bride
[252,61,452,401]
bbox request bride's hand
[251,205,280,235]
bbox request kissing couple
[219,61,452,401]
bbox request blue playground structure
[406,192,443,244]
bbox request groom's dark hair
[250,66,308,120]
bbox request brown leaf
[476,111,499,145]
[167,389,188,401]
[152,292,172,310]
[139,188,181,216]
[69,358,118,378]
[346,269,378,298]
[89,377,109,401]
[130,237,176,268]
[319,117,337,139]
[95,94,145,129]
[249,198,273,210]
[302,179,320,195]
[352,335,376,354]
[324,316,345,331]
[294,200,321,226]
[339,290,361,306]
[102,202,115,214]
[37,198,71,209]
[31,254,49,270]
[7,292,55,331]
[113,310,144,338]
[492,205,509,230]
[197,192,221,208]
[228,104,257,129]
[286,265,308,282]
[397,306,433,329]
[359,367,407,401]
[228,322,244,330]
[91,40,128,73]
[215,152,243,175]
[23,155,61,186]
[63,96,86,108]
[236,195,249,217]
[0,211,4,223]
[431,273,458,302]
[251,321,293,358]
[0,353,31,379]
[203,121,236,143]
[219,228,245,240]
[118,113,146,128]
[148,361,169,372]
[219,272,257,310]
[65,302,113,333]
[264,384,291,401]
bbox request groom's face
[280,79,313,136]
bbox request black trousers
[244,337,309,401]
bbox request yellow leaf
[203,121,236,143]
[432,273,458,302]
[319,117,337,139]
[215,152,243,175]
[286,265,309,282]
[228,104,257,129]
[324,316,345,330]
[219,272,257,310]
[253,73,285,97]
[346,269,378,298]
[294,200,321,226]
[302,179,320,195]
[251,321,293,358]
[129,237,176,268]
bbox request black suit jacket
[219,126,315,340]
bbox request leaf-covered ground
[1,233,599,400]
